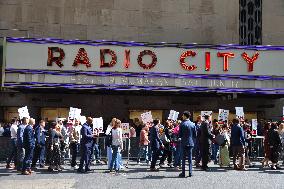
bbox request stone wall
[262,0,284,45]
[0,0,239,44]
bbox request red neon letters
[47,47,260,72]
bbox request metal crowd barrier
[250,136,265,159]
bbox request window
[239,0,262,45]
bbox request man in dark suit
[16,117,29,172]
[78,117,95,173]
[231,118,246,170]
[22,118,35,175]
[149,119,164,171]
[32,120,47,168]
[178,111,197,177]
[200,115,214,171]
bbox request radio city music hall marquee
[3,38,284,94]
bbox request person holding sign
[78,117,95,173]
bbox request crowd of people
[1,112,284,177]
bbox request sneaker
[137,162,142,165]
[85,168,93,172]
[22,171,31,175]
[150,168,159,172]
[174,167,179,171]
[168,164,174,168]
[178,173,186,178]
[159,164,165,168]
[276,165,282,170]
[248,164,255,168]
[71,166,78,170]
[6,164,13,169]
[271,166,277,170]
[55,166,62,172]
[195,163,201,168]
[59,165,64,170]
[77,168,85,173]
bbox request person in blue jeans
[109,119,123,172]
[178,111,197,178]
[137,124,150,164]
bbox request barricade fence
[0,136,265,162]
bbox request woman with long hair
[48,122,63,172]
[268,122,282,170]
[106,118,116,170]
[278,123,284,165]
[109,119,123,172]
[261,122,271,167]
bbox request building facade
[0,0,284,123]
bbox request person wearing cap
[77,117,95,173]
[178,111,196,178]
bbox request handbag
[161,133,170,143]
[215,134,226,146]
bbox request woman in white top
[106,118,116,169]
[109,119,123,172]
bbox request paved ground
[0,161,284,189]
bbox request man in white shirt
[6,118,19,169]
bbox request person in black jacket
[150,119,164,171]
[159,120,173,168]
[48,122,63,172]
[200,115,214,170]
[268,122,282,170]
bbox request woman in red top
[137,124,150,164]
